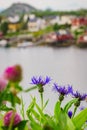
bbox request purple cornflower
[4,111,21,126]
[72,91,87,101]
[68,111,73,118]
[0,76,8,92]
[31,76,51,93]
[53,83,72,96]
[53,83,73,101]
[31,76,51,86]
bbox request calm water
[0,46,87,112]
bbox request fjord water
[0,46,87,112]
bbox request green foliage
[25,84,87,130]
[26,98,77,130]
[53,23,71,32]
[64,99,78,113]
[33,26,53,38]
[32,9,87,17]
[53,23,59,31]
[73,108,87,130]
[16,120,28,130]
[73,29,84,39]
[0,66,87,130]
[1,120,28,130]
[0,21,8,35]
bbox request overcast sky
[0,0,87,11]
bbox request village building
[71,17,87,31]
[58,15,73,25]
[77,32,87,44]
[8,15,21,32]
[27,15,46,32]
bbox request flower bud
[4,111,21,126]
[68,111,73,118]
[4,65,22,82]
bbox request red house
[0,32,4,39]
[72,18,87,26]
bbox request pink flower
[4,111,21,126]
[0,76,8,92]
[4,65,22,82]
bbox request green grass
[5,31,32,38]
[33,26,53,38]
[5,26,53,39]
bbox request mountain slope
[1,3,37,17]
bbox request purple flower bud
[4,65,22,82]
[4,111,21,126]
[68,111,73,118]
[0,76,8,92]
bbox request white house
[58,15,73,25]
[49,16,60,25]
[8,15,20,23]
[27,16,46,32]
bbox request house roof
[8,15,20,23]
[43,15,58,20]
[29,18,37,22]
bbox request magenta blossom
[0,76,8,92]
[4,111,21,126]
[4,65,22,82]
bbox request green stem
[24,86,37,92]
[21,96,25,120]
[72,106,77,118]
[40,93,43,110]
[8,111,15,130]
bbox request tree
[0,22,8,35]
[53,23,59,31]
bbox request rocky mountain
[0,3,37,17]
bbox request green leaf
[20,96,25,120]
[66,114,76,130]
[31,109,41,121]
[35,102,47,121]
[26,97,35,118]
[30,123,43,130]
[29,115,43,130]
[73,108,87,130]
[24,86,37,92]
[17,120,28,130]
[3,93,21,106]
[1,126,8,130]
[44,115,56,130]
[57,110,68,130]
[55,110,76,130]
[54,101,61,121]
[15,84,23,91]
[0,104,13,111]
[0,114,3,130]
[64,99,78,113]
[43,99,49,110]
[14,96,21,104]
